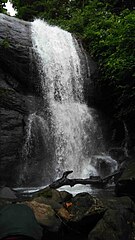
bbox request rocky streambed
[0,159,135,240]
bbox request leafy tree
[0,0,7,13]
[11,0,73,21]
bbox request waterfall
[21,19,117,186]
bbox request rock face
[115,160,135,200]
[0,14,57,187]
[0,14,36,186]
[0,14,32,89]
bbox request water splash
[20,112,52,184]
[30,19,106,180]
[21,19,117,186]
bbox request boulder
[56,192,105,235]
[91,155,118,177]
[35,187,72,210]
[0,198,12,208]
[88,196,135,240]
[23,200,61,232]
[0,189,135,240]
[109,147,128,163]
[115,160,135,200]
[0,187,17,200]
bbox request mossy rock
[88,196,135,240]
[35,187,72,210]
[37,187,72,201]
[0,38,10,48]
[0,87,15,96]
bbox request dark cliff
[0,14,34,185]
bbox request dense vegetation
[0,0,7,13]
[1,0,135,144]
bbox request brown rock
[57,207,73,221]
[23,200,61,232]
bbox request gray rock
[0,187,17,199]
[115,160,135,199]
[0,14,41,186]
[88,196,135,240]
[57,192,105,235]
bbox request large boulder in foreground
[26,190,135,240]
[0,188,135,240]
[22,190,106,238]
[56,192,105,239]
[23,200,61,232]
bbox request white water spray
[31,19,104,179]
[21,19,117,186]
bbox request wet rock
[0,13,41,186]
[0,198,11,208]
[33,190,106,238]
[36,187,72,210]
[115,160,135,200]
[109,147,128,163]
[91,155,118,178]
[22,189,72,233]
[57,207,73,221]
[0,187,17,200]
[0,74,27,185]
[0,17,32,186]
[57,192,105,235]
[83,55,98,107]
[0,189,135,240]
[88,196,135,240]
[0,13,33,89]
[23,200,61,232]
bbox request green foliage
[0,38,10,48]
[12,0,73,21]
[59,1,135,122]
[0,0,7,13]
[83,7,135,120]
[37,187,52,198]
[0,87,15,96]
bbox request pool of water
[13,183,115,199]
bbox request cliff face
[0,69,26,184]
[0,14,35,185]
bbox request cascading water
[21,19,117,187]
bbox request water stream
[21,19,117,189]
